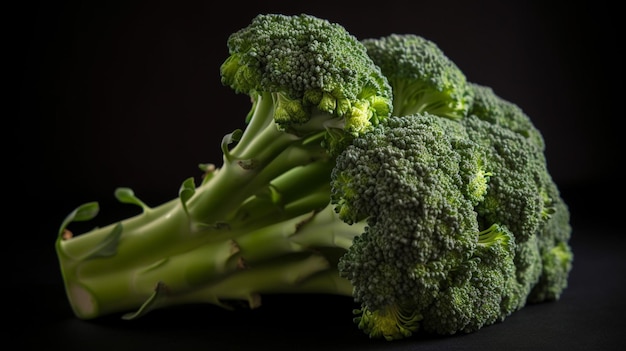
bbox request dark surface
[13,1,624,350]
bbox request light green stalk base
[56,202,362,320]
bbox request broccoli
[361,33,474,120]
[55,16,572,342]
[468,82,546,149]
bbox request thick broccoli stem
[57,91,349,319]
[57,203,362,319]
[185,92,332,225]
[230,161,335,227]
[58,93,331,269]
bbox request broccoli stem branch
[186,92,330,225]
[56,91,360,320]
[57,204,363,319]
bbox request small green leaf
[58,202,99,237]
[122,281,168,320]
[255,184,282,204]
[85,222,123,259]
[221,129,242,162]
[114,187,150,211]
[179,177,196,215]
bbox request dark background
[13,0,625,350]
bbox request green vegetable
[56,14,572,342]
[361,33,474,120]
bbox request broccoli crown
[331,112,572,339]
[333,114,484,339]
[362,34,473,120]
[220,13,392,145]
[422,224,519,335]
[468,83,545,150]
[528,185,574,302]
[465,85,573,306]
[331,113,485,226]
[507,234,542,312]
[461,114,551,243]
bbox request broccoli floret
[221,13,392,152]
[331,113,483,226]
[362,34,474,120]
[333,114,484,339]
[422,224,518,335]
[468,83,545,150]
[56,13,390,320]
[462,114,548,242]
[464,95,573,305]
[331,111,572,339]
[528,183,574,302]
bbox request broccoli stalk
[56,13,390,320]
[57,200,362,319]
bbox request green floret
[468,83,545,150]
[221,13,392,153]
[362,34,474,119]
[331,113,486,226]
[462,114,550,243]
[528,183,574,302]
[331,111,572,339]
[464,85,573,304]
[422,224,518,335]
[333,114,485,340]
[505,234,543,312]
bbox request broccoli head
[362,34,474,120]
[333,114,485,339]
[468,83,545,150]
[462,114,549,243]
[422,224,518,335]
[221,13,392,153]
[331,111,572,340]
[528,183,574,302]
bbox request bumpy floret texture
[528,188,573,302]
[422,224,518,335]
[220,13,392,139]
[331,113,482,226]
[462,114,548,243]
[462,108,574,307]
[469,83,545,149]
[333,114,489,339]
[362,34,474,120]
[333,114,481,303]
[331,110,571,340]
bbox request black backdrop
[13,1,625,350]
